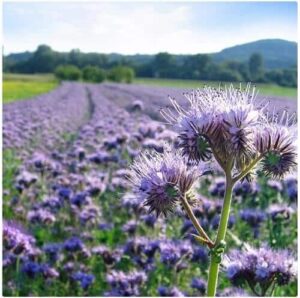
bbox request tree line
[4,45,297,87]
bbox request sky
[3,1,298,55]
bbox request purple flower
[27,209,56,225]
[224,245,297,294]
[255,114,297,178]
[64,237,84,252]
[70,192,88,207]
[162,85,297,176]
[72,271,95,290]
[157,286,185,297]
[43,243,62,263]
[233,180,260,198]
[98,222,114,231]
[130,100,144,112]
[283,174,297,201]
[159,240,192,267]
[15,171,38,188]
[129,149,199,216]
[22,261,40,278]
[191,277,206,294]
[3,221,35,255]
[141,214,157,227]
[92,245,121,266]
[58,187,72,200]
[106,270,147,296]
[209,177,226,197]
[40,264,59,279]
[267,180,283,192]
[191,246,209,263]
[267,204,295,221]
[122,220,138,235]
[239,209,266,226]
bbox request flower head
[224,245,297,295]
[72,271,95,290]
[255,111,297,178]
[157,286,185,297]
[106,270,147,296]
[129,149,199,216]
[161,85,297,178]
[3,221,35,255]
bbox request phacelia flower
[161,85,297,177]
[157,286,185,297]
[106,270,147,296]
[224,245,297,295]
[72,271,95,290]
[3,221,35,255]
[267,204,295,221]
[129,149,199,216]
[255,112,297,178]
[191,277,206,294]
[64,237,84,252]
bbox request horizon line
[4,38,297,56]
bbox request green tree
[108,66,135,83]
[82,66,106,83]
[54,64,81,81]
[30,45,57,73]
[183,54,211,79]
[249,53,264,81]
[223,61,250,81]
[153,52,176,78]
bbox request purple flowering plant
[129,85,297,296]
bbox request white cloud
[3,2,298,54]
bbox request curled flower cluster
[224,245,297,295]
[129,149,199,216]
[161,85,297,177]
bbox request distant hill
[212,39,297,69]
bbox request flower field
[3,82,297,296]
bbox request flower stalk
[181,194,214,248]
[207,174,234,296]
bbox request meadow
[3,74,58,103]
[2,78,298,297]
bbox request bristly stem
[207,174,233,296]
[181,193,214,248]
[232,154,263,183]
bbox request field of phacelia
[3,82,297,296]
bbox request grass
[134,77,297,98]
[3,73,58,103]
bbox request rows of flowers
[3,82,297,296]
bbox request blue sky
[3,1,298,54]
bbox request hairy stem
[181,194,214,248]
[207,176,233,296]
[232,154,263,183]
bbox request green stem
[181,194,213,248]
[232,154,263,183]
[207,177,233,297]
